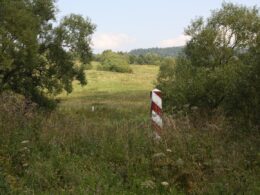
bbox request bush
[157,3,260,126]
[129,53,163,65]
[0,90,259,194]
[98,50,133,73]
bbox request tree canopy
[0,0,96,107]
[157,3,260,125]
[97,50,133,73]
[129,47,183,57]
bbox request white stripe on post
[151,111,163,128]
[152,93,162,109]
[150,88,163,138]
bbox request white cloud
[92,33,136,52]
[159,34,191,47]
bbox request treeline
[94,47,183,68]
[129,46,184,57]
[95,51,173,66]
[129,53,170,65]
[94,50,175,73]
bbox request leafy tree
[129,47,183,57]
[0,0,95,107]
[98,50,132,73]
[128,52,176,66]
[129,53,160,65]
[157,3,260,125]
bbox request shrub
[157,3,260,126]
[98,50,133,73]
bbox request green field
[58,63,159,120]
[60,63,158,99]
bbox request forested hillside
[129,46,184,57]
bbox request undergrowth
[0,91,259,194]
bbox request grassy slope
[60,63,157,101]
[59,63,159,121]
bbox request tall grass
[0,65,259,194]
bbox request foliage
[97,50,133,73]
[0,0,95,108]
[129,53,163,65]
[157,3,260,125]
[95,50,176,66]
[129,46,184,57]
[128,50,177,66]
[0,71,259,193]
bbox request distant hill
[129,46,184,57]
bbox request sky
[56,0,259,53]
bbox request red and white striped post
[150,88,163,139]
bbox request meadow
[0,64,259,194]
[59,62,158,111]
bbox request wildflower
[21,140,29,144]
[152,152,166,159]
[141,180,156,189]
[20,147,30,152]
[161,181,169,187]
[22,163,29,167]
[191,106,198,111]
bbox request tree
[98,50,132,73]
[0,0,96,107]
[157,3,260,125]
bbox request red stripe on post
[150,89,163,138]
[151,102,162,116]
[154,91,162,98]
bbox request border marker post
[150,88,163,139]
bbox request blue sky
[56,0,259,53]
